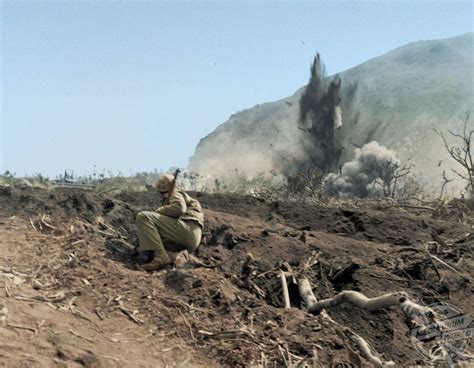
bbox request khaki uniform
[136,191,204,259]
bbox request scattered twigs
[4,278,11,298]
[117,300,144,324]
[15,291,67,304]
[102,355,120,363]
[343,327,395,368]
[69,329,95,343]
[94,217,132,243]
[389,204,435,212]
[177,308,196,341]
[76,218,126,243]
[40,215,57,230]
[248,280,266,298]
[29,218,37,231]
[65,297,97,325]
[430,254,471,282]
[367,271,423,283]
[0,266,28,278]
[425,245,443,281]
[197,325,266,351]
[329,262,360,282]
[391,246,420,254]
[29,214,58,234]
[424,237,471,280]
[277,343,310,368]
[319,310,395,367]
[397,262,417,281]
[0,303,7,324]
[94,308,106,321]
[277,344,290,367]
[197,328,257,342]
[167,297,207,313]
[256,267,279,278]
[32,264,47,280]
[7,322,37,334]
[240,253,266,298]
[431,229,448,249]
[71,239,86,246]
[453,232,473,245]
[187,254,222,269]
[70,307,94,322]
[300,252,321,275]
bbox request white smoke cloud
[188,131,277,176]
[334,105,342,130]
[326,141,401,197]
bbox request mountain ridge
[189,33,473,188]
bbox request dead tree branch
[294,265,449,367]
[436,111,473,195]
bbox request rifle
[163,169,181,205]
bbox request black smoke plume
[298,54,358,172]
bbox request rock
[20,179,33,187]
[0,185,12,196]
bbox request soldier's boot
[135,250,154,264]
[166,249,190,268]
[173,250,189,268]
[142,251,173,271]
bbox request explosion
[325,141,402,197]
[298,53,358,172]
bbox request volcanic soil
[0,185,473,367]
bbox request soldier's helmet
[155,173,174,192]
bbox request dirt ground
[0,185,473,367]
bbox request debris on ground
[0,186,473,366]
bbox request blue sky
[1,1,472,178]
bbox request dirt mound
[120,189,471,247]
[1,185,473,367]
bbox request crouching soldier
[135,173,204,270]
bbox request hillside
[189,33,474,187]
[1,185,473,366]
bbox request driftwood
[280,271,291,309]
[298,277,437,320]
[295,275,444,367]
[297,278,318,310]
[298,278,407,314]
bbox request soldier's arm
[155,191,186,217]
